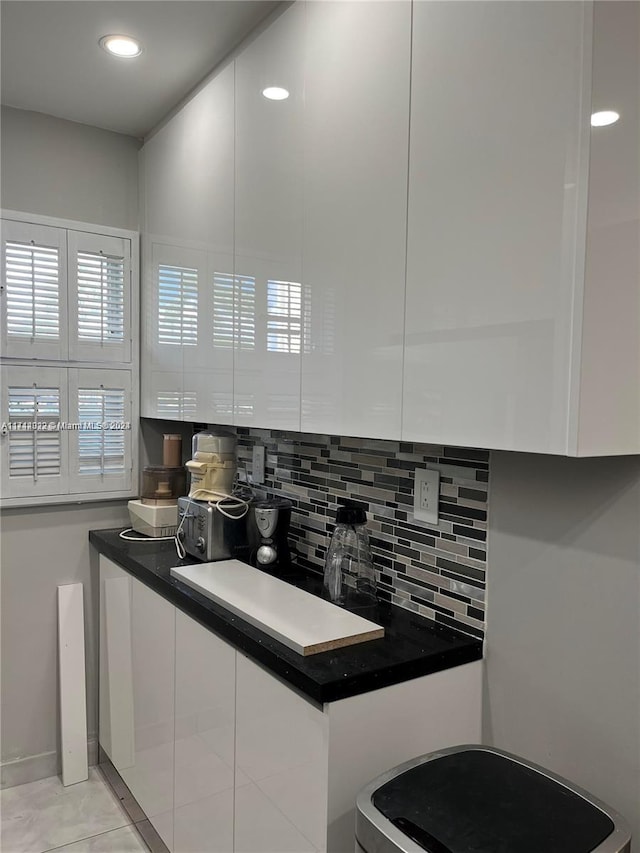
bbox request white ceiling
[1,1,281,138]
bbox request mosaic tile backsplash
[226,427,489,640]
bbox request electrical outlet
[414,468,440,525]
[252,445,265,485]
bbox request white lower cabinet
[234,654,328,853]
[99,556,482,853]
[99,558,175,850]
[174,610,236,853]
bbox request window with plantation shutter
[5,243,60,339]
[267,279,301,354]
[158,264,198,346]
[68,369,132,494]
[77,252,124,342]
[68,230,131,362]
[1,367,68,498]
[1,215,138,506]
[8,386,61,477]
[77,389,126,475]
[1,221,67,359]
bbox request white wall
[1,106,140,229]
[484,452,640,843]
[0,107,140,784]
[0,503,129,784]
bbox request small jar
[323,506,376,606]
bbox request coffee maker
[254,498,292,568]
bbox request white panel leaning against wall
[0,210,139,507]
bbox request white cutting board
[170,560,384,656]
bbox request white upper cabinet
[138,0,637,453]
[301,1,411,440]
[404,0,587,453]
[141,63,235,424]
[574,1,639,456]
[234,3,305,430]
[403,1,639,455]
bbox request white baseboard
[1,738,98,789]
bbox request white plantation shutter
[267,280,302,354]
[68,231,131,362]
[1,221,67,359]
[68,369,132,493]
[1,367,68,498]
[77,389,126,474]
[158,264,198,346]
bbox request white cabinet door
[234,3,304,430]
[99,557,134,773]
[235,653,329,853]
[573,1,640,456]
[174,611,236,853]
[122,577,175,850]
[403,1,588,453]
[141,63,235,424]
[301,1,411,440]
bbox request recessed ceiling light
[590,110,620,127]
[99,34,142,58]
[262,87,290,101]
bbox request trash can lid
[369,748,616,853]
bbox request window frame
[1,210,139,508]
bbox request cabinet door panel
[99,558,134,771]
[301,1,411,439]
[141,64,235,424]
[120,577,175,851]
[576,1,640,456]
[404,1,587,453]
[235,654,328,853]
[234,3,304,430]
[174,611,235,853]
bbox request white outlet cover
[414,468,440,525]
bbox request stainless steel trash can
[356,745,632,853]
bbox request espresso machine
[254,497,292,568]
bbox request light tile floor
[1,768,148,853]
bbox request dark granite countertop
[89,528,482,705]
